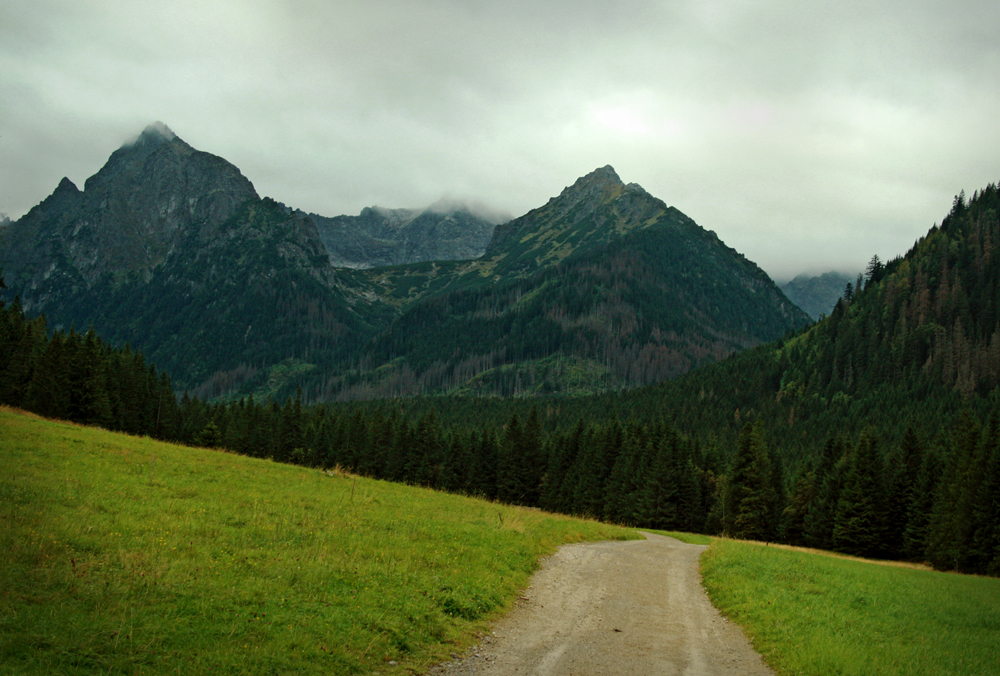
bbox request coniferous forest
[4,184,1000,577]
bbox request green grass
[0,408,632,675]
[701,538,1000,675]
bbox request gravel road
[431,532,774,676]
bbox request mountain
[780,271,854,319]
[0,124,259,313]
[0,123,385,392]
[310,166,811,399]
[326,182,1000,574]
[1,125,810,400]
[309,201,503,269]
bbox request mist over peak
[122,121,177,148]
[426,196,511,225]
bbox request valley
[3,122,1000,674]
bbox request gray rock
[309,200,503,269]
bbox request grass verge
[701,537,1000,676]
[0,408,632,675]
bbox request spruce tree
[831,433,883,558]
[780,461,817,546]
[969,413,1000,574]
[881,428,922,559]
[902,445,940,561]
[725,421,777,541]
[926,411,982,571]
[804,436,847,550]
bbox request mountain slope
[0,124,387,392]
[0,124,259,313]
[613,183,1000,460]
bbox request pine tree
[880,428,922,559]
[67,328,113,427]
[24,330,69,419]
[195,420,223,448]
[573,418,620,517]
[902,444,940,562]
[640,428,682,529]
[969,412,1000,574]
[804,436,847,550]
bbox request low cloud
[426,197,511,225]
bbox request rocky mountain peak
[54,176,80,195]
[483,165,659,261]
[574,164,623,188]
[551,165,626,207]
[1,123,261,300]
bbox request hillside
[0,406,629,674]
[617,186,1000,454]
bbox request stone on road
[434,532,773,676]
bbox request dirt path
[432,532,774,676]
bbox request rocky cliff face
[0,123,263,311]
[310,201,501,269]
[0,123,372,392]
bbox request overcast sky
[2,0,998,280]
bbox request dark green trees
[0,281,178,438]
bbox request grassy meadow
[5,405,1000,676]
[701,537,1000,676]
[0,407,632,675]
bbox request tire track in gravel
[431,532,774,676]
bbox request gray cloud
[2,0,998,279]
